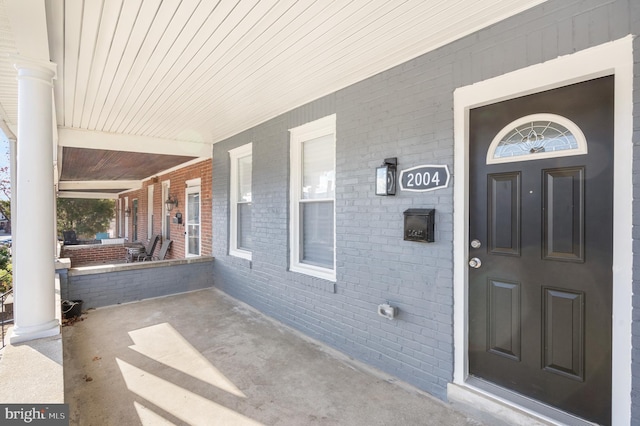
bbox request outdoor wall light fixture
[124,207,131,217]
[375,157,397,196]
[165,195,179,211]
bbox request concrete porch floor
[63,288,482,426]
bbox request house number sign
[399,164,450,192]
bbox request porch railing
[1,288,13,349]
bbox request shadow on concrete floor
[63,288,482,426]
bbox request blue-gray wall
[212,0,640,418]
[63,258,214,309]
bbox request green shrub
[0,245,12,294]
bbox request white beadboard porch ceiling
[0,0,548,197]
[49,0,546,145]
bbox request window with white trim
[289,114,336,281]
[229,143,252,260]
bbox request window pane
[301,201,334,269]
[188,193,200,222]
[302,135,335,199]
[238,155,252,202]
[237,202,252,250]
[488,114,587,165]
[187,192,200,255]
[494,120,578,159]
[188,224,200,254]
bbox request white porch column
[10,57,59,344]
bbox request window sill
[230,249,252,261]
[290,263,336,282]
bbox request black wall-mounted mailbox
[173,211,183,225]
[403,208,435,243]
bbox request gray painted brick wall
[211,0,640,418]
[64,260,214,309]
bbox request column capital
[11,55,57,82]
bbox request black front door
[468,76,613,424]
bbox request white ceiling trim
[58,180,142,191]
[0,116,15,140]
[57,127,212,157]
[5,0,49,60]
[45,0,64,127]
[57,191,119,200]
[1,0,51,135]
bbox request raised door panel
[487,279,521,361]
[543,168,585,262]
[488,172,520,256]
[543,287,585,381]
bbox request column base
[9,319,60,344]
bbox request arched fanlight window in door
[486,113,587,164]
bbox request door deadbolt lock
[468,257,482,269]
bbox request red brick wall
[61,244,128,267]
[117,159,213,260]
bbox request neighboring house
[0,211,8,232]
[116,159,212,260]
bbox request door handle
[468,257,482,269]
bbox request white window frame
[289,114,336,282]
[229,143,252,260]
[185,178,201,257]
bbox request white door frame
[147,185,154,239]
[162,180,170,240]
[124,196,129,240]
[185,178,201,257]
[118,198,122,237]
[452,37,633,424]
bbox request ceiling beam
[58,180,142,191]
[0,119,16,141]
[57,127,213,157]
[57,192,119,200]
[45,0,64,127]
[6,0,50,60]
